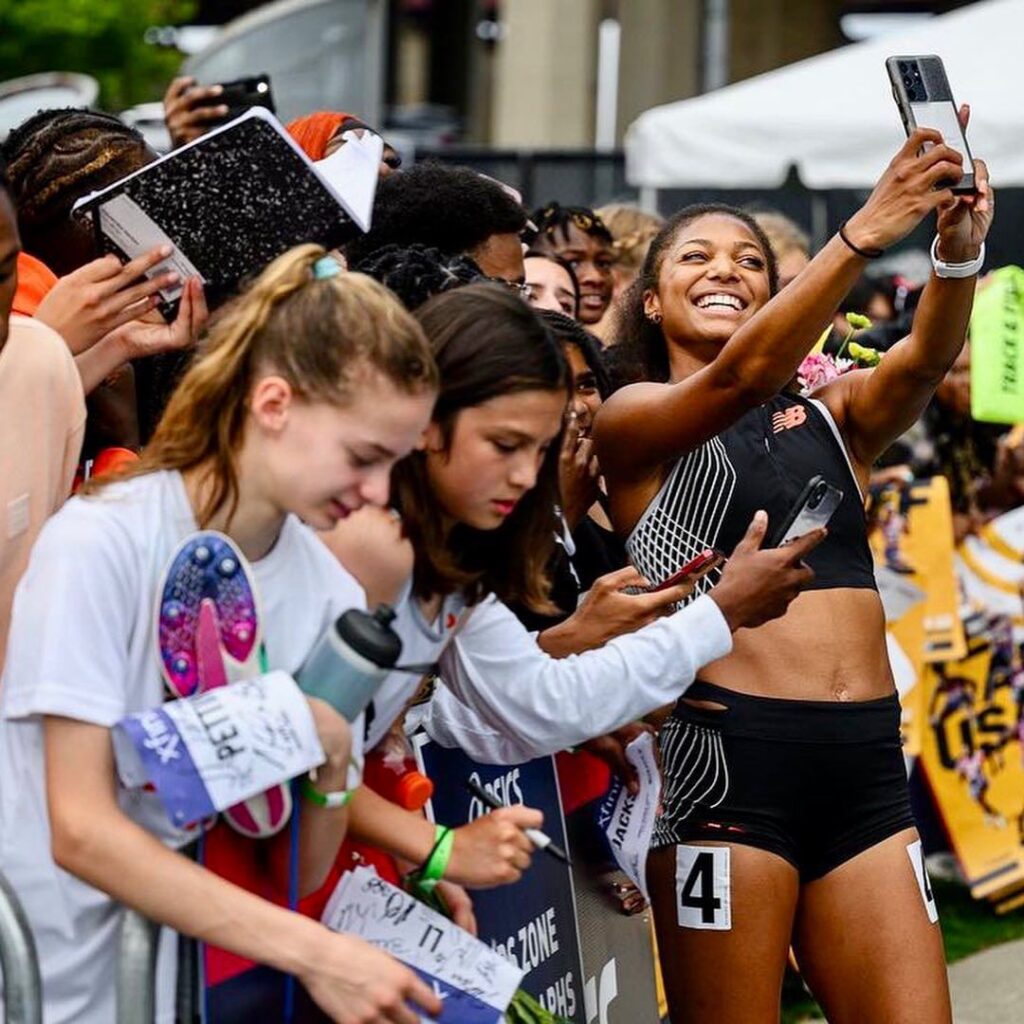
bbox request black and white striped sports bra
[626,393,876,596]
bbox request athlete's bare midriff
[700,587,894,702]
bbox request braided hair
[354,243,486,310]
[595,204,664,273]
[528,201,613,248]
[1,108,150,274]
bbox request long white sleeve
[419,593,732,761]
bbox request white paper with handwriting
[323,866,522,1018]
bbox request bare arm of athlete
[594,129,964,483]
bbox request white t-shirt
[0,470,365,1024]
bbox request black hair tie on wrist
[838,221,884,260]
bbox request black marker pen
[464,778,571,865]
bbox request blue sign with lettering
[413,737,585,1023]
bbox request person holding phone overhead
[595,110,992,1022]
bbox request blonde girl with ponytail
[0,245,444,1024]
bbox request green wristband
[419,825,454,891]
[301,774,351,809]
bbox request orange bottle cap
[396,772,434,811]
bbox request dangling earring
[648,311,662,324]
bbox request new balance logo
[772,405,807,433]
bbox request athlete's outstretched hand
[300,931,441,1023]
[843,126,967,254]
[710,511,823,631]
[934,106,993,262]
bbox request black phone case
[204,74,276,127]
[886,54,975,194]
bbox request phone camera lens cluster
[898,60,925,102]
[808,483,827,510]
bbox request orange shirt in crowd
[0,315,85,672]
[12,252,57,316]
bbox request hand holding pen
[433,792,550,888]
[465,779,571,865]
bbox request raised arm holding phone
[594,83,992,1023]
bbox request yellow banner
[919,640,1024,901]
[869,476,965,756]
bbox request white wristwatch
[930,236,985,279]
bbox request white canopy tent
[625,0,1023,191]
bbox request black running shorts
[652,681,915,880]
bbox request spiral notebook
[72,106,383,318]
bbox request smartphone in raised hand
[886,54,975,194]
[199,74,276,125]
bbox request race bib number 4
[675,845,731,930]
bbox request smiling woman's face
[645,213,772,351]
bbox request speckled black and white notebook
[72,107,381,319]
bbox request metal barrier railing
[0,862,192,1024]
[116,910,160,1024]
[0,869,42,1024]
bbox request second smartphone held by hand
[198,74,276,126]
[650,474,842,593]
[770,475,843,548]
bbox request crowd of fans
[0,71,1017,1024]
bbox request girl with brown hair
[0,244,445,1024]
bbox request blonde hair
[89,244,438,526]
[750,210,810,261]
[596,204,664,273]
